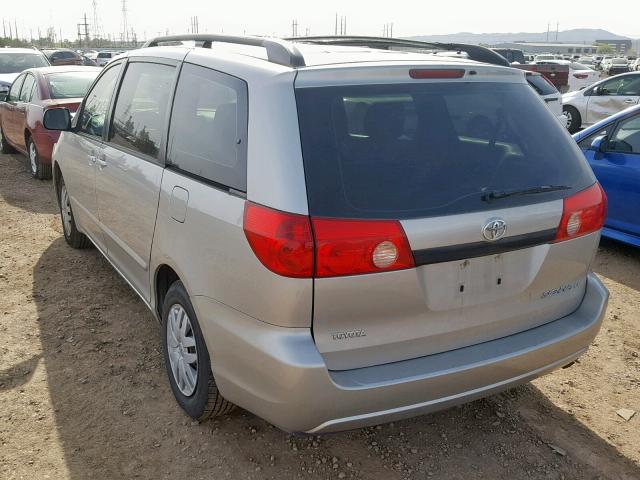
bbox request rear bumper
[194,272,608,433]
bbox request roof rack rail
[142,34,306,68]
[287,36,510,68]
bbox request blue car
[573,104,640,247]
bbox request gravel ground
[0,152,638,480]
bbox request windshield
[295,81,594,219]
[45,71,99,99]
[0,53,48,74]
[612,59,628,65]
[97,52,112,58]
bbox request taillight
[573,73,589,79]
[243,203,314,278]
[312,218,414,278]
[555,183,607,242]
[243,202,415,278]
[409,69,465,79]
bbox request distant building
[595,39,633,55]
[492,42,598,55]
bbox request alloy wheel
[60,184,73,237]
[29,142,37,174]
[166,304,198,396]
[565,110,573,129]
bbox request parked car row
[1,35,633,434]
[0,65,101,178]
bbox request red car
[0,66,100,178]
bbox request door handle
[623,99,635,104]
[97,158,107,168]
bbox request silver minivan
[43,35,609,433]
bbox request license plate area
[417,245,549,311]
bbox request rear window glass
[0,53,48,74]
[97,52,112,58]
[295,82,594,219]
[46,71,99,99]
[527,74,557,96]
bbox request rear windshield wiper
[481,185,571,202]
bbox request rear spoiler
[287,36,510,68]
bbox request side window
[79,64,121,138]
[19,75,35,102]
[617,77,640,96]
[167,63,248,190]
[577,126,612,150]
[598,78,622,96]
[607,115,640,154]
[7,75,25,102]
[109,62,175,159]
[598,77,640,96]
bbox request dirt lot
[0,152,638,480]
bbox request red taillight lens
[555,183,607,242]
[312,218,414,278]
[409,69,465,79]
[573,73,589,79]
[243,202,314,278]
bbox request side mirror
[0,92,7,102]
[43,108,72,131]
[589,135,608,153]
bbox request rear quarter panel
[150,169,313,328]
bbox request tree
[596,43,614,54]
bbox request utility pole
[92,0,102,39]
[121,0,129,44]
[291,19,298,37]
[335,13,338,35]
[14,19,18,40]
[2,19,6,38]
[556,22,559,42]
[77,14,90,47]
[546,23,550,43]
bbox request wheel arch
[52,161,63,206]
[155,263,181,321]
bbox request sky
[2,0,639,42]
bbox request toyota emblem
[482,218,507,242]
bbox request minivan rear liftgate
[291,66,604,371]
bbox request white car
[535,54,562,62]
[525,71,567,125]
[562,72,640,132]
[631,59,640,71]
[95,51,115,67]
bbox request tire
[563,106,581,134]
[0,127,16,154]
[58,176,92,249]
[27,137,52,180]
[162,281,234,421]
